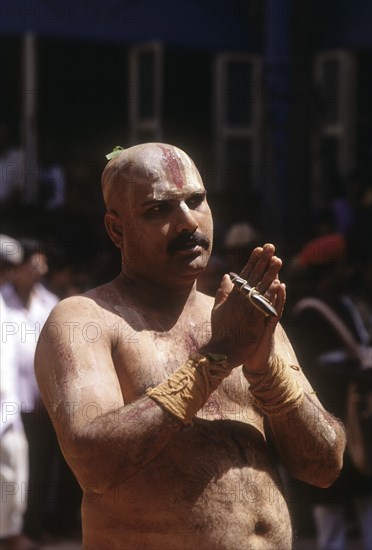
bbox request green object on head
[105,146,124,160]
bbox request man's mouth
[168,232,210,255]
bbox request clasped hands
[205,243,285,372]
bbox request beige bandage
[243,355,304,416]
[146,353,232,424]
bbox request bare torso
[78,279,292,549]
[36,146,346,549]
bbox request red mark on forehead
[158,145,185,189]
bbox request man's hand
[205,244,286,370]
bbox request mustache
[168,231,211,253]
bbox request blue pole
[263,0,290,241]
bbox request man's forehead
[143,182,205,204]
[138,144,198,179]
[156,144,191,189]
[126,143,204,198]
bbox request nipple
[254,520,269,536]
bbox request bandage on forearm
[146,353,232,424]
[243,355,304,416]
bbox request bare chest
[111,313,261,427]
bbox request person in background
[287,233,372,550]
[0,239,59,545]
[0,120,24,208]
[37,141,65,211]
[0,235,35,550]
[223,222,262,275]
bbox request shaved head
[101,142,212,286]
[101,143,204,212]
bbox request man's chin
[173,248,209,268]
[180,259,211,285]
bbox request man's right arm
[35,296,182,494]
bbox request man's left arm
[245,324,346,488]
[208,244,346,487]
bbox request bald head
[101,143,204,212]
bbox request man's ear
[104,212,123,249]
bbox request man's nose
[175,202,198,233]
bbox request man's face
[115,145,213,288]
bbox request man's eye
[147,203,169,215]
[187,195,205,208]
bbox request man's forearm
[268,392,346,487]
[57,395,181,493]
[58,352,232,493]
[243,353,346,487]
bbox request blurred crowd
[1,121,372,549]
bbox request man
[35,143,346,549]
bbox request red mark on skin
[158,145,185,189]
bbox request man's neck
[116,270,198,314]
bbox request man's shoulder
[47,293,101,324]
[50,281,123,322]
[83,280,116,301]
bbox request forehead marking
[158,145,185,189]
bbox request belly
[82,419,292,550]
